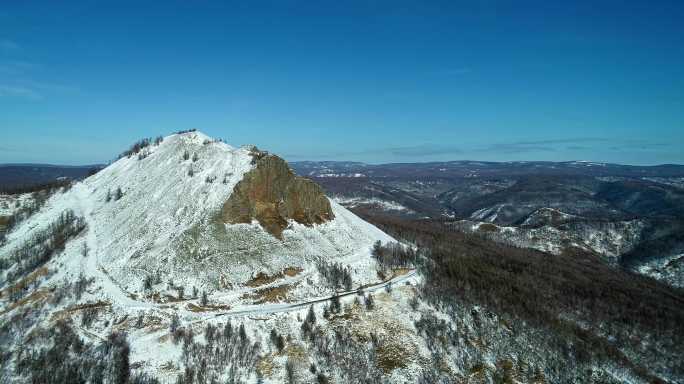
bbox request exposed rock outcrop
[221,154,334,238]
[0,216,10,232]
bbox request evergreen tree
[306,305,316,325]
[365,293,375,310]
[223,321,233,339]
[170,313,180,333]
[239,323,247,343]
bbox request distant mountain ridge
[289,159,684,289]
[3,160,682,192]
[0,164,104,190]
[291,159,684,178]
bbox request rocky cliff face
[221,153,334,238]
[0,216,9,234]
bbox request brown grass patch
[330,311,358,321]
[376,343,408,373]
[377,270,387,281]
[242,283,297,304]
[163,294,188,303]
[0,289,49,315]
[329,305,360,322]
[245,267,303,288]
[283,266,303,277]
[147,292,190,304]
[0,215,10,230]
[285,343,308,363]
[256,356,275,378]
[391,267,411,278]
[245,271,283,287]
[143,316,165,332]
[469,363,487,378]
[0,267,49,299]
[50,301,111,321]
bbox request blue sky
[1,0,682,165]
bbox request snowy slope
[0,132,419,384]
[0,131,393,310]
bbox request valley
[293,161,684,289]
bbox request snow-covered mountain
[0,131,408,382]
[2,131,394,305]
[2,131,682,384]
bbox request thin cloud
[0,50,78,100]
[0,84,42,100]
[512,138,611,145]
[387,144,463,157]
[286,137,679,162]
[480,143,556,154]
[434,67,471,76]
[0,39,19,50]
[0,145,21,153]
[0,60,39,75]
[25,80,80,94]
[0,80,79,101]
[284,142,463,159]
[476,138,675,155]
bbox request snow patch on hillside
[333,196,414,213]
[0,193,34,216]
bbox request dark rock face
[221,154,334,238]
[0,216,9,232]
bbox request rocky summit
[222,152,334,239]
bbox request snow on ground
[0,131,411,382]
[333,196,414,213]
[0,129,396,327]
[315,173,366,178]
[469,204,507,222]
[457,214,645,262]
[2,131,393,305]
[638,253,684,288]
[0,193,34,217]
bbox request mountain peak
[1,132,392,302]
[222,153,334,238]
